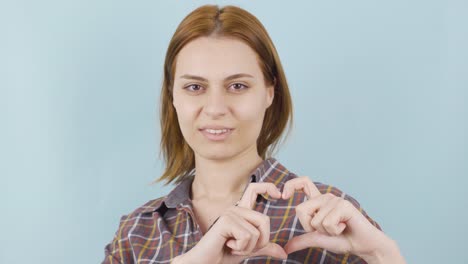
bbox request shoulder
[107,197,168,247]
[103,196,170,263]
[109,196,168,239]
[119,196,167,222]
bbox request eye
[184,84,204,92]
[229,83,248,91]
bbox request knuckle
[252,228,260,238]
[330,196,340,204]
[241,231,252,240]
[341,199,352,208]
[322,218,332,229]
[295,204,306,215]
[310,220,320,229]
[302,176,312,183]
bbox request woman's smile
[199,128,234,141]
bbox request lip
[199,127,234,141]
[199,125,234,130]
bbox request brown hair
[153,4,293,186]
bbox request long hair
[153,5,293,186]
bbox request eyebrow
[178,73,254,82]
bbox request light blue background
[2,0,467,263]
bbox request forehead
[174,36,263,79]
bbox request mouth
[199,128,234,141]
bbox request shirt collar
[141,157,289,214]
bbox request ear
[266,78,276,108]
[172,89,178,108]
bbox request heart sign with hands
[174,177,405,264]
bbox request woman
[102,5,405,264]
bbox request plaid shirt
[102,158,381,264]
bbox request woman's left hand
[281,177,404,263]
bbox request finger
[224,217,251,252]
[323,213,347,236]
[310,194,341,235]
[231,206,271,249]
[295,202,314,233]
[220,212,256,252]
[229,213,260,254]
[226,234,255,254]
[284,232,349,255]
[244,242,288,260]
[282,176,321,200]
[321,201,354,236]
[237,182,281,209]
[295,194,334,232]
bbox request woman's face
[172,36,274,161]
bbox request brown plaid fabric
[102,158,381,263]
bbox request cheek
[235,92,268,122]
[176,106,198,126]
[173,99,198,130]
[236,105,265,122]
[235,101,267,134]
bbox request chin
[199,151,234,161]
[195,147,239,161]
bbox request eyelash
[184,83,249,93]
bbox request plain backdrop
[2,0,467,263]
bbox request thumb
[284,232,347,255]
[249,242,288,260]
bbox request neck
[191,149,263,202]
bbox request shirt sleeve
[101,214,133,264]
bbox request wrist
[172,251,196,264]
[360,235,405,264]
[171,254,185,264]
[171,245,222,264]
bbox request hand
[176,183,287,264]
[282,177,404,263]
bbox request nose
[203,89,228,119]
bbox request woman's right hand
[173,182,287,264]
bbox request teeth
[205,129,229,135]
